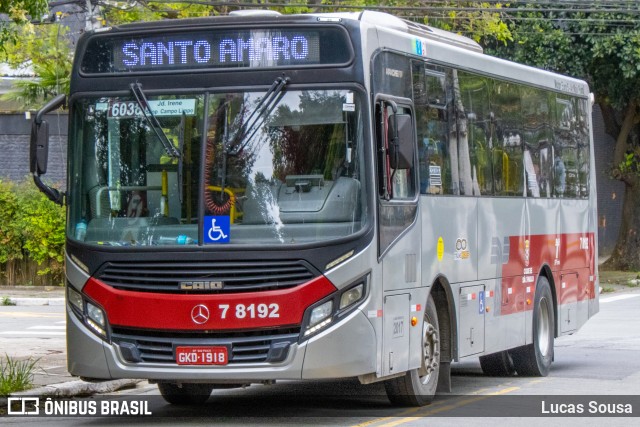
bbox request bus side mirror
[30,119,50,175]
[30,94,67,205]
[388,113,414,170]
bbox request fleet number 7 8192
[218,303,280,319]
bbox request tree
[1,23,71,109]
[0,0,48,46]
[488,4,640,270]
[420,1,512,44]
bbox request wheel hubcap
[421,321,439,385]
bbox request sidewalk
[0,286,64,306]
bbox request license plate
[175,346,228,365]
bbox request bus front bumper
[67,305,377,382]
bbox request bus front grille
[111,327,300,364]
[96,260,317,293]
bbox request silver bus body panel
[66,307,112,379]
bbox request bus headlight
[86,302,108,338]
[339,283,363,310]
[67,284,109,340]
[301,276,368,340]
[68,287,83,312]
[309,301,333,327]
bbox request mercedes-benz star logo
[191,304,210,325]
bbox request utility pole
[85,0,102,31]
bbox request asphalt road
[1,290,640,425]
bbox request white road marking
[600,294,640,304]
[0,331,65,336]
[27,326,65,330]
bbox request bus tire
[479,350,515,377]
[384,295,440,407]
[157,382,213,405]
[509,276,554,376]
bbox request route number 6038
[218,303,280,320]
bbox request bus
[31,10,598,406]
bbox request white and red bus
[31,10,598,406]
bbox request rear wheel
[157,383,213,405]
[479,350,515,376]
[384,295,440,407]
[509,276,554,376]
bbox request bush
[0,180,23,265]
[0,179,65,286]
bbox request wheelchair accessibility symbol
[204,216,230,244]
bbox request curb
[7,297,65,306]
[9,379,143,398]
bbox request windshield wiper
[227,76,290,155]
[130,83,180,158]
[217,76,289,199]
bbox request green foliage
[488,4,640,106]
[1,24,72,109]
[15,182,66,282]
[104,1,218,24]
[0,181,23,265]
[425,2,512,44]
[1,296,16,306]
[0,354,39,396]
[0,180,65,285]
[0,0,48,47]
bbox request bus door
[375,95,420,376]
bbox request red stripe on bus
[499,232,596,316]
[83,275,337,331]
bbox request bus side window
[522,87,554,198]
[491,81,524,197]
[412,62,453,195]
[576,98,590,199]
[458,71,492,196]
[554,96,579,198]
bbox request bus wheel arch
[383,277,455,406]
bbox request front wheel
[157,383,213,405]
[509,276,554,376]
[384,295,440,407]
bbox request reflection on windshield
[68,90,366,246]
[204,90,365,244]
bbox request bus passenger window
[458,72,492,196]
[491,81,524,197]
[554,96,580,198]
[522,87,554,198]
[412,62,453,195]
[576,98,590,198]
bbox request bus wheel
[509,276,554,376]
[157,383,213,405]
[384,295,440,406]
[479,350,515,376]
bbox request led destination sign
[81,27,352,73]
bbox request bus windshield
[68,89,367,246]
